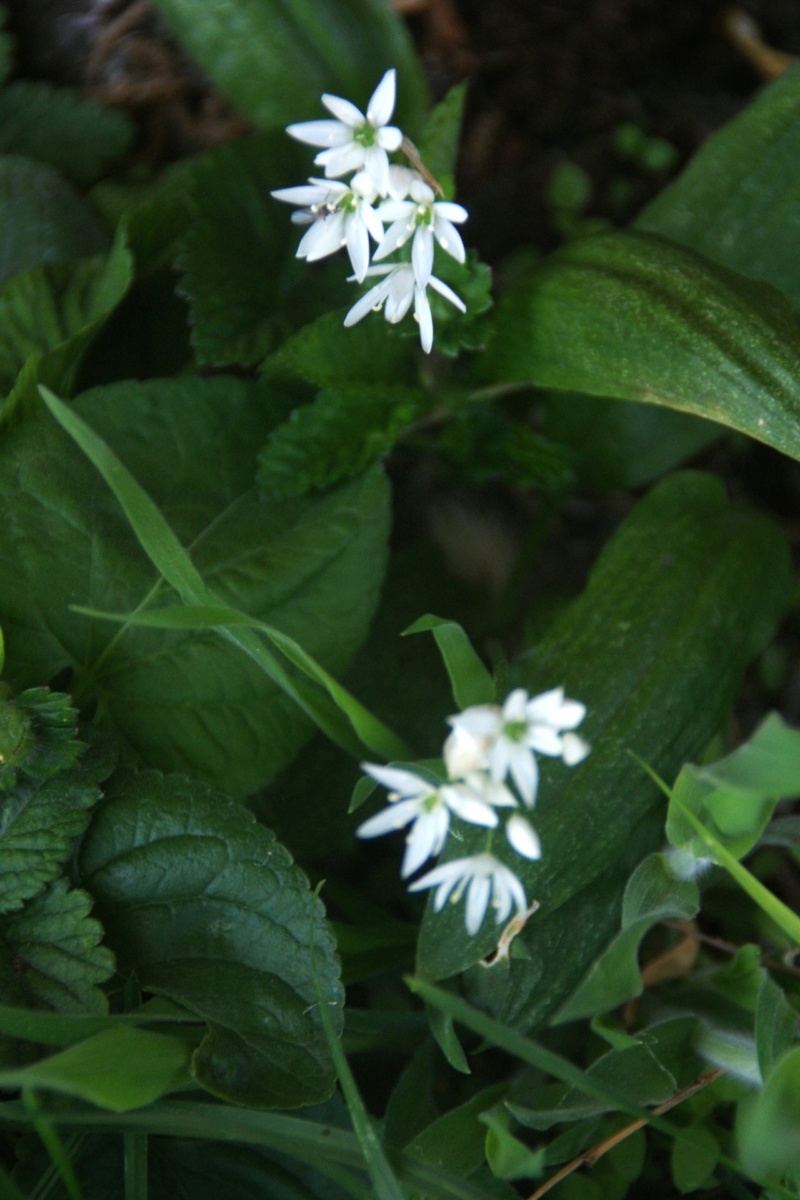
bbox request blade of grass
[22,1091,83,1200]
[124,1133,147,1200]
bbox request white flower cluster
[357,687,590,936]
[272,69,468,354]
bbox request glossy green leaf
[416,473,791,1025]
[554,854,699,1023]
[403,616,494,710]
[0,1027,193,1111]
[637,63,800,309]
[79,770,344,1108]
[0,879,114,1014]
[0,156,108,287]
[0,378,391,795]
[149,0,427,134]
[485,230,800,464]
[736,1045,800,1183]
[0,84,133,186]
[482,1108,545,1182]
[671,1125,720,1194]
[667,713,800,863]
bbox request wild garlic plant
[272,69,468,352]
[358,687,589,935]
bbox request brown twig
[525,1069,724,1200]
[720,8,794,79]
[661,919,800,979]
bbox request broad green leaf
[416,473,792,1021]
[637,62,800,310]
[0,879,114,1014]
[148,0,427,134]
[0,1027,193,1111]
[554,854,699,1023]
[257,385,426,500]
[755,971,797,1081]
[484,230,800,464]
[0,156,108,287]
[736,1045,800,1183]
[403,615,494,710]
[0,84,133,186]
[179,133,351,366]
[667,713,800,863]
[482,1107,545,1182]
[0,230,133,428]
[0,378,391,796]
[262,307,417,391]
[671,1125,720,1194]
[79,770,344,1108]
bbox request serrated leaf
[637,62,800,310]
[262,307,417,390]
[441,406,575,494]
[0,687,84,793]
[0,879,114,1014]
[0,377,390,796]
[416,473,791,1024]
[0,156,108,287]
[0,83,133,186]
[149,0,427,135]
[485,230,800,464]
[79,770,344,1107]
[257,385,426,499]
[179,133,352,366]
[0,769,100,916]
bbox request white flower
[408,853,528,935]
[506,813,542,861]
[271,173,383,282]
[343,263,466,353]
[356,763,499,879]
[375,177,468,287]
[286,69,403,196]
[447,687,590,806]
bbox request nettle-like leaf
[637,61,800,310]
[0,156,108,288]
[262,308,418,390]
[79,770,344,1107]
[149,0,427,135]
[0,879,114,1014]
[257,384,427,500]
[0,687,83,791]
[416,473,791,1030]
[179,133,352,367]
[0,83,133,187]
[0,377,390,796]
[484,231,800,464]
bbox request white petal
[344,278,391,326]
[527,727,564,757]
[384,268,415,323]
[428,274,466,312]
[524,687,568,724]
[443,726,489,778]
[377,198,414,222]
[414,284,433,353]
[408,855,469,894]
[462,773,518,808]
[502,689,530,721]
[296,213,344,261]
[364,145,390,196]
[355,797,424,839]
[362,202,385,244]
[433,216,466,263]
[412,226,434,288]
[350,170,378,200]
[562,733,591,765]
[465,874,492,934]
[434,201,468,224]
[287,119,351,147]
[321,93,364,127]
[373,218,412,261]
[441,784,498,828]
[367,68,396,127]
[449,706,502,739]
[271,184,329,206]
[360,762,433,797]
[506,814,541,860]
[386,165,419,200]
[315,143,366,178]
[377,125,403,152]
[508,745,538,806]
[345,213,370,282]
[401,808,449,878]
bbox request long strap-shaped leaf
[40,387,410,763]
[483,230,800,463]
